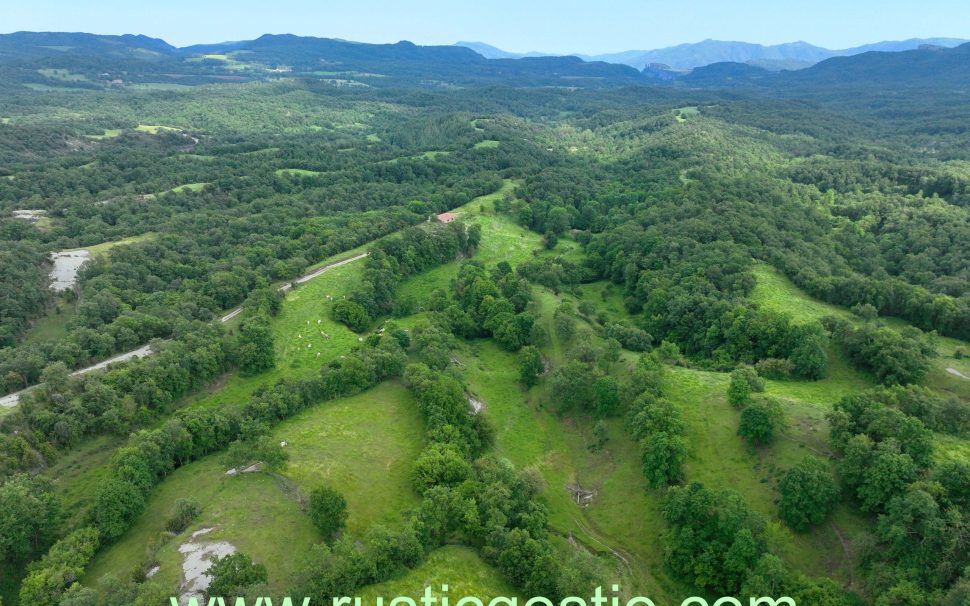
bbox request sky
[4,0,970,54]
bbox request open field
[47,436,122,526]
[183,246,369,412]
[23,299,74,345]
[38,68,89,82]
[274,168,322,177]
[271,382,424,534]
[751,264,854,324]
[81,232,158,257]
[85,381,424,592]
[457,334,684,600]
[664,365,869,588]
[450,257,903,597]
[135,124,182,134]
[183,52,261,72]
[84,128,123,140]
[84,459,320,593]
[672,106,699,122]
[359,546,520,601]
[752,263,970,405]
[398,218,540,302]
[0,247,380,590]
[156,182,209,195]
[394,217,871,599]
[78,183,544,596]
[383,150,451,164]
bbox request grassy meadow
[359,546,519,602]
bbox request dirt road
[0,252,368,408]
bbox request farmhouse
[436,212,458,224]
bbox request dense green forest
[0,36,968,606]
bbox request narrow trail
[946,367,970,380]
[832,524,855,590]
[576,517,633,573]
[0,252,369,408]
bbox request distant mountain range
[0,32,644,88]
[0,31,968,93]
[455,37,969,70]
[683,41,970,92]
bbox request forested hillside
[0,36,967,606]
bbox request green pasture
[359,546,519,601]
[473,140,500,149]
[86,381,423,594]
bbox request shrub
[736,365,765,391]
[388,327,411,349]
[603,322,654,352]
[331,299,371,333]
[593,375,620,416]
[590,420,609,451]
[165,498,201,534]
[517,345,544,387]
[224,436,289,472]
[236,314,276,375]
[640,432,687,488]
[308,486,348,542]
[0,474,60,562]
[738,401,780,446]
[834,323,931,386]
[655,340,681,364]
[777,457,840,531]
[18,528,100,606]
[851,303,879,321]
[728,370,753,408]
[788,322,828,380]
[410,443,472,493]
[205,553,267,600]
[755,358,793,379]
